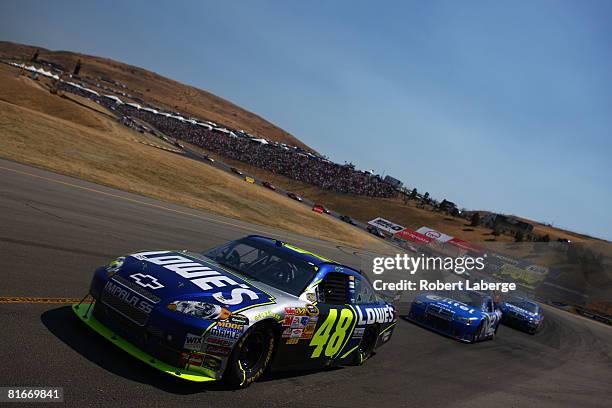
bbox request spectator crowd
[56,79,397,198]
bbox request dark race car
[406,291,502,343]
[73,235,397,388]
[262,181,276,191]
[499,297,543,334]
[287,192,303,202]
[367,225,386,238]
[230,167,244,176]
[340,215,356,225]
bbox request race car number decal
[309,308,354,358]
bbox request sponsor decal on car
[352,327,365,339]
[301,323,316,339]
[227,314,250,325]
[209,322,244,340]
[206,336,235,347]
[184,333,204,351]
[355,305,395,325]
[253,311,281,322]
[205,344,232,357]
[129,273,164,290]
[102,280,154,314]
[131,251,272,308]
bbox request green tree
[409,188,417,200]
[470,212,481,227]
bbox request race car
[286,192,303,202]
[73,235,397,388]
[312,203,330,214]
[406,291,501,343]
[499,297,543,334]
[230,167,244,176]
[367,225,386,238]
[262,181,276,191]
[339,215,356,225]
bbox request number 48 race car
[73,235,397,387]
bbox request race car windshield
[202,239,318,296]
[508,301,538,313]
[439,291,485,309]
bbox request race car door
[272,271,357,371]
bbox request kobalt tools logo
[103,281,154,314]
[130,273,164,290]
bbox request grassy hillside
[0,63,390,251]
[0,41,312,152]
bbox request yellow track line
[0,296,88,304]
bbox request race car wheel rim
[239,332,266,371]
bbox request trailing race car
[230,167,244,176]
[499,297,543,334]
[367,225,386,238]
[406,291,501,343]
[312,203,330,214]
[286,192,303,202]
[262,181,276,191]
[73,235,397,387]
[339,215,356,225]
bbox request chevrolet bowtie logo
[130,273,164,290]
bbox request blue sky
[1,1,611,240]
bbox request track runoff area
[0,158,610,407]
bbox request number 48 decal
[309,308,355,358]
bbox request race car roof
[245,235,358,272]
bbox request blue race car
[499,297,543,334]
[73,235,397,387]
[407,291,502,343]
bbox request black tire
[471,321,484,343]
[354,326,378,365]
[224,323,275,388]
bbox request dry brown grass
[1,41,603,249]
[0,41,311,152]
[181,143,516,245]
[0,65,390,252]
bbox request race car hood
[416,293,483,318]
[501,302,538,318]
[113,250,276,313]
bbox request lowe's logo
[130,273,164,290]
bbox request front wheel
[224,324,275,388]
[471,321,484,343]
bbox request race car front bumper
[72,302,217,382]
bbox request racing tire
[224,323,275,388]
[353,326,378,365]
[471,321,484,343]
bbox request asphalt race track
[1,158,611,408]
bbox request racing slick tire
[471,321,485,343]
[353,325,378,365]
[224,323,275,388]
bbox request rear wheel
[224,324,275,388]
[354,326,378,365]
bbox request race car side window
[486,300,494,313]
[354,277,377,304]
[318,272,348,305]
